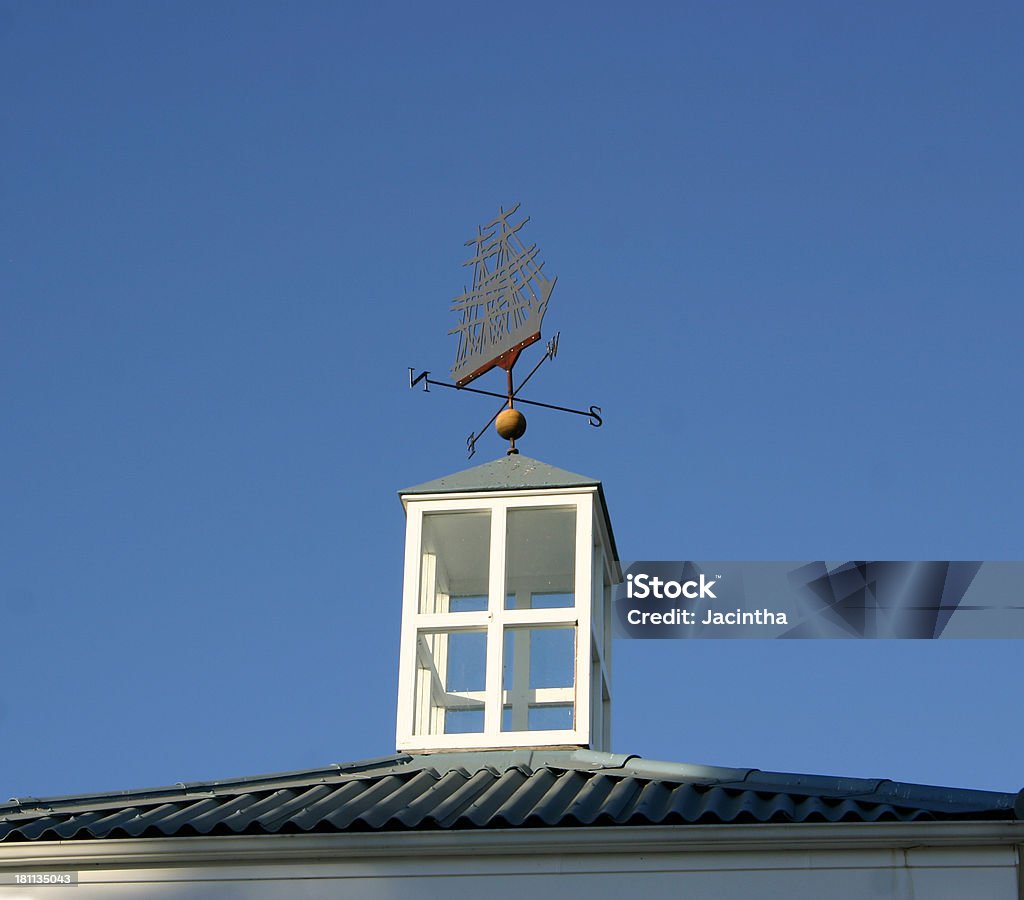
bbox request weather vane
[409,203,602,458]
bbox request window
[397,490,610,751]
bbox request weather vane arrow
[409,203,602,459]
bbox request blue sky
[2,1,1022,798]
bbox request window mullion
[484,501,507,737]
[574,493,594,743]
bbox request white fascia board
[401,486,598,509]
[2,821,1023,870]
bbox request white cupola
[396,455,620,752]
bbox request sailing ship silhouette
[449,203,556,387]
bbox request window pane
[528,704,573,730]
[445,631,487,691]
[505,507,575,609]
[501,704,574,731]
[413,630,486,736]
[501,626,575,732]
[450,595,487,612]
[420,511,490,614]
[506,591,574,610]
[445,708,485,734]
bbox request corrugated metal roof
[400,455,600,496]
[2,751,1017,842]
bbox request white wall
[1,843,1018,899]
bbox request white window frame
[396,487,603,752]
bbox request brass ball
[495,408,527,440]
